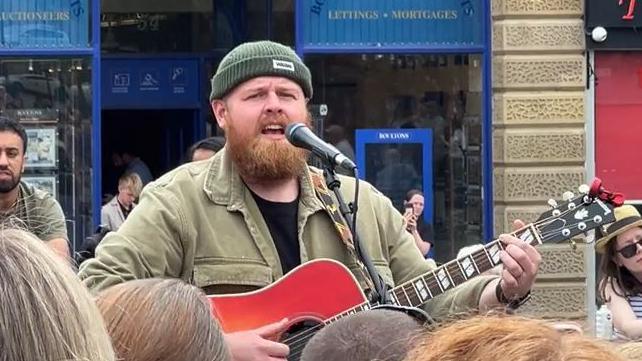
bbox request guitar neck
[325,224,543,321]
[386,224,543,309]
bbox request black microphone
[285,123,357,171]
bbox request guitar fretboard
[324,224,542,323]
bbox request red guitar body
[208,259,367,334]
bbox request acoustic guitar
[209,179,622,360]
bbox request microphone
[285,123,357,171]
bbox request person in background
[324,124,355,162]
[101,172,142,231]
[0,116,69,260]
[79,40,540,361]
[596,205,642,340]
[300,309,426,361]
[403,189,433,258]
[96,278,230,361]
[113,149,154,186]
[375,148,421,210]
[405,314,626,361]
[324,124,356,176]
[186,136,226,162]
[0,228,114,361]
[615,341,642,360]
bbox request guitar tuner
[562,191,575,202]
[547,199,558,208]
[578,184,590,194]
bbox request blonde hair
[406,314,625,361]
[0,228,114,361]
[616,342,642,360]
[118,172,143,198]
[96,278,230,361]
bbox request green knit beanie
[210,40,313,100]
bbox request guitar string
[282,201,607,353]
[284,222,577,352]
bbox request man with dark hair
[112,149,153,186]
[0,116,68,260]
[79,41,540,360]
[301,309,426,361]
[187,136,226,162]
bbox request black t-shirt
[417,218,433,245]
[251,192,301,274]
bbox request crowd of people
[0,39,640,360]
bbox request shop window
[0,58,93,251]
[101,0,215,53]
[271,0,295,46]
[101,0,294,53]
[306,53,484,263]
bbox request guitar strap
[309,171,377,293]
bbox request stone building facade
[491,0,590,324]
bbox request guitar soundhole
[282,319,324,361]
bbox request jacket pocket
[193,262,273,293]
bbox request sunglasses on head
[616,239,642,259]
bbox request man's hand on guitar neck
[479,220,541,311]
[224,318,290,361]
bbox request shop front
[0,0,100,250]
[297,0,492,262]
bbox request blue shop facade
[1,0,492,262]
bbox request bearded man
[0,117,68,260]
[79,41,541,361]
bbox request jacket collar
[202,147,324,212]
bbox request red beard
[226,114,310,181]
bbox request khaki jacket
[79,148,495,320]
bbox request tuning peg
[578,184,590,194]
[562,191,575,201]
[547,199,558,208]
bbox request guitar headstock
[534,178,622,244]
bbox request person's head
[209,40,313,181]
[615,341,642,360]
[112,150,136,167]
[405,314,625,361]
[0,228,114,361]
[112,151,124,167]
[324,124,345,144]
[120,151,136,164]
[596,205,642,299]
[405,189,425,217]
[96,278,230,361]
[0,116,27,193]
[301,309,426,361]
[383,148,401,165]
[117,172,143,207]
[188,136,226,162]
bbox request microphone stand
[322,164,391,305]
